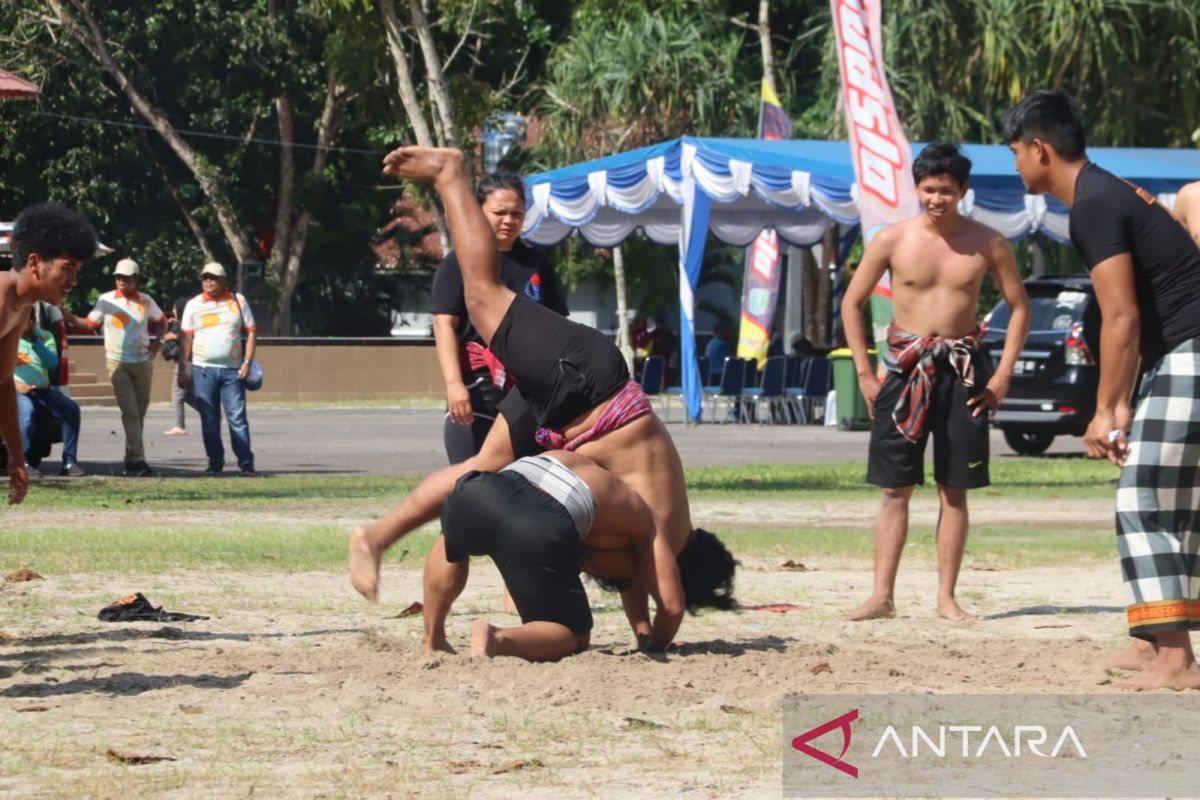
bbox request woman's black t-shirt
[430,240,568,347]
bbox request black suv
[981,275,1100,455]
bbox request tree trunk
[270,72,342,335]
[758,0,776,95]
[140,131,217,262]
[409,0,462,150]
[269,92,296,288]
[801,246,819,344]
[813,228,835,348]
[378,0,451,253]
[379,0,435,147]
[49,0,252,264]
[612,246,633,370]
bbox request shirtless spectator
[840,142,1030,622]
[1172,181,1200,245]
[350,147,735,653]
[0,203,97,503]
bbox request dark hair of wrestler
[676,527,738,612]
[476,172,525,205]
[911,142,972,188]
[591,527,739,613]
[11,202,98,271]
[1001,89,1087,161]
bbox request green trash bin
[829,348,875,431]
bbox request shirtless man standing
[349,147,735,653]
[1,203,97,504]
[840,142,1030,622]
[1172,181,1200,245]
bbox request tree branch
[48,0,250,262]
[378,0,435,147]
[408,0,462,150]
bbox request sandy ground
[0,496,1140,799]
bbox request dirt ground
[0,497,1138,799]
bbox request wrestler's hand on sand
[1084,405,1131,466]
[858,372,881,418]
[7,454,28,505]
[967,374,1010,418]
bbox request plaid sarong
[1116,336,1200,640]
[463,341,510,391]
[886,323,980,443]
[535,380,651,452]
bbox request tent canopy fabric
[0,69,38,100]
[522,136,1200,423]
[523,136,1200,247]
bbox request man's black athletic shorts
[490,294,629,430]
[441,469,592,635]
[866,352,993,489]
[495,389,544,459]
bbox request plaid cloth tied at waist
[887,322,981,442]
[463,341,510,391]
[536,380,652,452]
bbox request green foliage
[533,0,757,165]
[3,0,1197,335]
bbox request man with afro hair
[2,203,97,503]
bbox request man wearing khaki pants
[66,258,165,476]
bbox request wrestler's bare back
[881,216,1007,338]
[0,273,31,342]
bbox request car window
[986,289,1089,332]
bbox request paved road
[57,403,1088,478]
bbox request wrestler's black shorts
[496,388,546,459]
[441,469,592,635]
[489,294,629,430]
[866,352,993,490]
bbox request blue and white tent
[523,136,1200,422]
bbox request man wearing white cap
[65,257,165,477]
[178,262,257,475]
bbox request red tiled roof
[0,69,38,100]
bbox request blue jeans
[191,365,254,471]
[17,387,80,465]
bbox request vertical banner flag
[736,79,792,368]
[830,0,920,354]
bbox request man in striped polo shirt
[66,258,165,477]
[178,262,257,476]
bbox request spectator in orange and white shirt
[178,262,257,475]
[64,257,164,477]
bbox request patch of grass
[19,475,417,510]
[0,461,1119,573]
[685,459,1118,499]
[3,525,437,574]
[710,523,1115,567]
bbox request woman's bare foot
[936,599,977,622]
[164,427,187,436]
[348,526,381,602]
[841,596,895,621]
[1118,661,1200,691]
[1105,639,1157,672]
[470,620,496,658]
[381,146,465,187]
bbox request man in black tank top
[1005,90,1200,691]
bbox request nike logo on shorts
[968,460,983,469]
